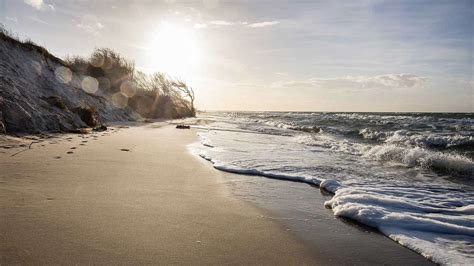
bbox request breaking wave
[295,133,473,177]
[364,144,473,176]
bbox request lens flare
[120,80,137,98]
[90,55,104,68]
[112,92,128,108]
[81,76,99,93]
[55,66,72,84]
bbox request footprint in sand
[120,148,130,152]
[79,143,85,146]
[82,140,88,143]
[67,151,74,154]
[70,147,77,150]
[54,156,61,159]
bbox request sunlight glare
[148,22,199,80]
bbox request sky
[1,0,473,112]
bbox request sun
[148,22,199,80]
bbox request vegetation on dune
[0,25,67,66]
[0,24,196,133]
[65,48,196,119]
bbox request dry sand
[0,124,317,264]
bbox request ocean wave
[253,119,321,133]
[296,134,473,176]
[260,119,294,129]
[358,129,474,150]
[385,131,474,149]
[287,125,321,133]
[295,134,368,155]
[359,128,388,140]
[325,186,474,265]
[333,113,413,121]
[364,144,473,176]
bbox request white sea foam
[197,132,214,148]
[319,179,341,193]
[295,133,473,176]
[364,144,473,175]
[325,186,474,265]
[359,128,387,140]
[385,130,474,148]
[295,134,368,155]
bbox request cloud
[209,20,234,26]
[26,16,48,24]
[247,21,279,28]
[6,16,18,23]
[23,0,55,11]
[76,15,105,35]
[23,0,43,9]
[193,19,280,29]
[273,74,427,91]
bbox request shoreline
[1,123,432,264]
[212,170,435,265]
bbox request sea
[188,111,473,265]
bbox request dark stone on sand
[43,96,68,110]
[72,106,101,127]
[176,124,190,129]
[93,125,107,132]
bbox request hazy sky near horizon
[1,0,473,112]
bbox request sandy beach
[0,124,316,264]
[0,123,434,265]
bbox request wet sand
[0,123,432,265]
[221,172,435,265]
